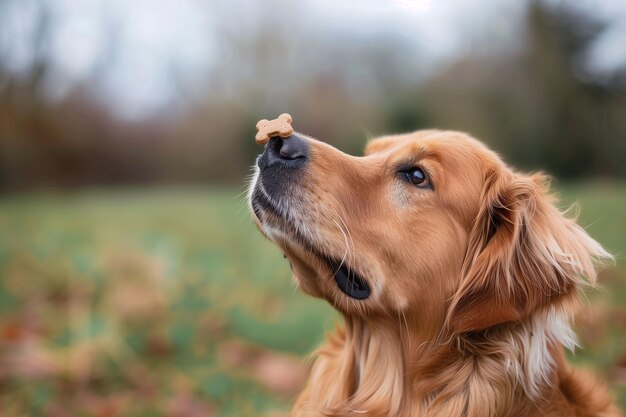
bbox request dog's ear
[446,170,611,334]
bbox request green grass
[0,184,624,415]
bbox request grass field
[0,184,624,416]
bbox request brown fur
[249,130,622,417]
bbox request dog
[248,130,622,417]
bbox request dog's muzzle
[256,135,308,198]
[251,135,372,301]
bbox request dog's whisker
[327,195,356,260]
[330,217,350,275]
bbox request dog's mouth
[251,186,371,300]
[325,257,371,300]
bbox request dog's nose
[258,135,308,170]
[278,135,307,160]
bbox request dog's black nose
[258,135,308,170]
[278,135,307,160]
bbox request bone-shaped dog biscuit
[255,113,294,145]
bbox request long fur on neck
[295,318,407,417]
[293,306,582,417]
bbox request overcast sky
[0,0,624,119]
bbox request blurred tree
[522,2,626,177]
[1,0,625,191]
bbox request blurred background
[0,0,625,415]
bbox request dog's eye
[407,168,425,185]
[398,167,430,187]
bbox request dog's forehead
[385,140,428,161]
[373,131,499,167]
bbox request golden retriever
[248,129,622,417]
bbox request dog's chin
[287,247,371,301]
[279,244,371,302]
[250,185,371,301]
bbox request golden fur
[249,130,622,417]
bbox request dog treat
[255,113,294,145]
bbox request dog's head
[249,130,610,333]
